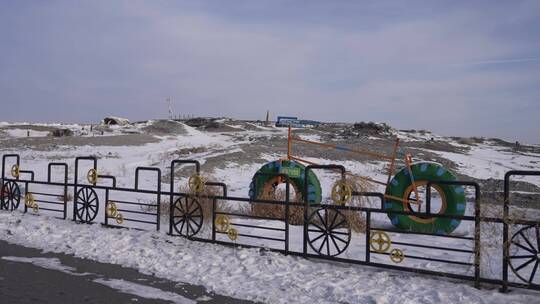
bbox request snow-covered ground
[2,128,51,138]
[0,120,539,303]
[428,144,540,183]
[0,212,536,304]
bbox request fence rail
[0,154,538,292]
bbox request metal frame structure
[0,153,538,293]
[286,127,423,206]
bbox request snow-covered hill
[0,119,539,303]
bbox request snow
[212,161,270,196]
[180,123,235,148]
[428,144,540,184]
[93,278,195,304]
[2,256,195,303]
[1,256,80,275]
[196,295,213,301]
[395,130,441,142]
[298,134,322,142]
[244,122,276,131]
[2,129,50,138]
[0,212,535,304]
[0,122,243,188]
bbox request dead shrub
[340,207,366,233]
[173,146,208,157]
[476,184,533,277]
[250,176,371,233]
[141,175,229,227]
[57,192,73,202]
[250,188,305,225]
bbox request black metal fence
[0,154,539,292]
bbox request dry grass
[340,207,366,233]
[141,174,229,227]
[251,176,371,233]
[57,192,73,202]
[475,184,533,277]
[328,176,371,233]
[250,188,306,225]
[141,173,374,234]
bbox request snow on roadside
[0,212,534,304]
[2,256,80,275]
[2,256,196,304]
[93,278,196,304]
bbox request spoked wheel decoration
[75,187,99,223]
[307,207,351,257]
[509,225,540,285]
[331,180,353,206]
[370,231,392,253]
[172,197,203,237]
[1,181,21,211]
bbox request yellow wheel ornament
[106,202,118,218]
[227,228,238,241]
[390,248,405,263]
[215,215,230,233]
[331,180,352,205]
[11,165,20,178]
[370,231,392,253]
[188,174,206,194]
[87,169,98,184]
[24,193,35,207]
[115,213,124,225]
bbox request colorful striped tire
[249,160,322,203]
[384,162,466,235]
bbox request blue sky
[0,1,539,142]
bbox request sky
[0,1,539,143]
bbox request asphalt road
[0,240,255,304]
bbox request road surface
[0,239,256,304]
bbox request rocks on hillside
[340,122,392,138]
[102,117,130,126]
[142,120,187,135]
[50,128,73,137]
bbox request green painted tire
[384,162,466,234]
[249,160,322,203]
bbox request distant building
[275,116,320,128]
[298,120,321,126]
[275,116,299,127]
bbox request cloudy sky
[1,1,539,142]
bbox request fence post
[474,183,481,289]
[501,172,511,292]
[285,180,290,253]
[212,198,216,241]
[366,211,371,263]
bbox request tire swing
[384,162,466,235]
[249,160,322,206]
